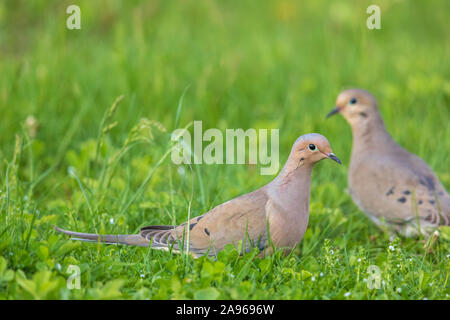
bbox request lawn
[0,0,449,299]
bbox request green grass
[0,0,449,299]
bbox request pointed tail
[53,225,150,247]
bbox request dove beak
[327,153,341,164]
[326,106,340,118]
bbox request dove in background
[327,88,449,237]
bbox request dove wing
[139,188,270,257]
[350,152,449,226]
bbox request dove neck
[351,112,394,151]
[268,159,313,211]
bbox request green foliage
[0,0,449,299]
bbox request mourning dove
[55,133,341,257]
[327,89,450,237]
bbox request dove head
[291,133,341,166]
[326,89,379,127]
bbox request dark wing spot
[424,176,435,191]
[300,157,304,161]
[418,200,423,205]
[397,197,407,203]
[189,223,197,231]
[386,187,395,196]
[359,112,368,118]
[428,200,435,205]
[196,215,204,222]
[204,228,210,236]
[403,190,411,195]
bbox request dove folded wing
[350,154,449,233]
[138,189,270,257]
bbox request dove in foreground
[327,89,449,237]
[55,133,341,257]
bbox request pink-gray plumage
[327,89,449,237]
[55,133,341,257]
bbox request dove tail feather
[53,225,150,247]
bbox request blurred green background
[0,0,448,299]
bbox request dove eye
[349,97,357,105]
[308,144,317,151]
